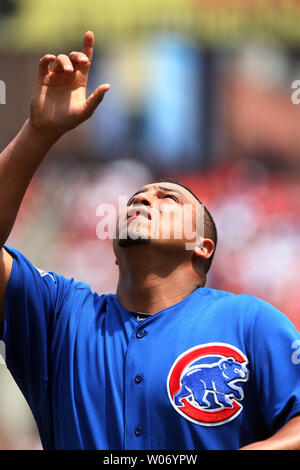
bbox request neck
[116,245,203,314]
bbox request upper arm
[250,298,300,433]
[0,247,13,336]
[0,245,75,412]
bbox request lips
[127,206,152,221]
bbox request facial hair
[117,236,151,248]
[117,216,152,247]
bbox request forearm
[240,415,300,450]
[0,119,59,247]
[0,31,109,249]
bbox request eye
[163,194,179,203]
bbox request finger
[85,83,110,117]
[52,54,74,73]
[81,31,94,62]
[38,54,56,76]
[69,51,90,65]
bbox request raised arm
[0,31,110,333]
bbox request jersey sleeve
[249,296,300,434]
[0,245,74,415]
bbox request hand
[29,31,110,137]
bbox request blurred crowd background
[1,0,300,449]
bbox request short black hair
[158,177,217,274]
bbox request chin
[117,236,151,248]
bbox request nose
[132,193,152,206]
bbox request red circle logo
[167,343,249,426]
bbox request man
[0,31,300,450]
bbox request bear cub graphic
[174,357,249,409]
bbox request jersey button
[135,426,143,436]
[136,329,147,338]
[135,374,143,384]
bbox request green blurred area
[3,0,300,51]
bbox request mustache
[117,236,150,247]
[126,205,152,221]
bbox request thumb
[85,83,111,117]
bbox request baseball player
[0,31,300,450]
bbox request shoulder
[4,244,111,306]
[200,287,273,309]
[198,287,292,326]
[198,287,261,310]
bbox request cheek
[159,205,180,232]
[158,206,190,241]
[181,208,197,240]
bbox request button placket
[134,374,143,384]
[136,329,147,338]
[124,326,150,449]
[135,426,143,436]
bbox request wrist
[26,118,64,146]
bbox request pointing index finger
[82,31,94,62]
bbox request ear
[115,258,119,266]
[193,238,215,261]
[219,359,227,370]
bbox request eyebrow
[127,186,183,205]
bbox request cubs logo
[167,343,249,426]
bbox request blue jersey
[1,246,300,450]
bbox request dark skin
[113,181,214,314]
[0,31,299,450]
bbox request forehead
[132,182,199,205]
